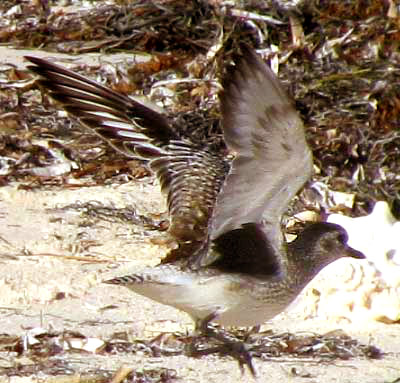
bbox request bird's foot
[186,314,257,377]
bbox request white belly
[123,267,293,327]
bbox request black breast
[210,223,281,277]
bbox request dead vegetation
[0,325,383,381]
[0,0,399,381]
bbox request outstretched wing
[25,56,225,244]
[25,56,175,157]
[204,46,313,264]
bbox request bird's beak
[344,245,365,259]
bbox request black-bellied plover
[26,46,365,375]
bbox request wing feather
[25,56,225,244]
[199,46,313,266]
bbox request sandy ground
[0,179,400,383]
[0,47,399,383]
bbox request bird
[25,46,365,375]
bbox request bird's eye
[338,232,348,244]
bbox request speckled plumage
[26,54,226,248]
[105,222,363,327]
[26,47,365,374]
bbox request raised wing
[25,56,225,244]
[25,56,175,156]
[209,46,313,257]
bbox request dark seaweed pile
[1,0,399,217]
[0,0,398,380]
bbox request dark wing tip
[25,55,176,144]
[25,55,48,66]
[221,44,293,109]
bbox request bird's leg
[244,325,261,342]
[186,313,257,377]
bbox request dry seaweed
[51,201,169,232]
[0,329,177,381]
[0,0,399,378]
[1,0,398,216]
[0,326,385,379]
